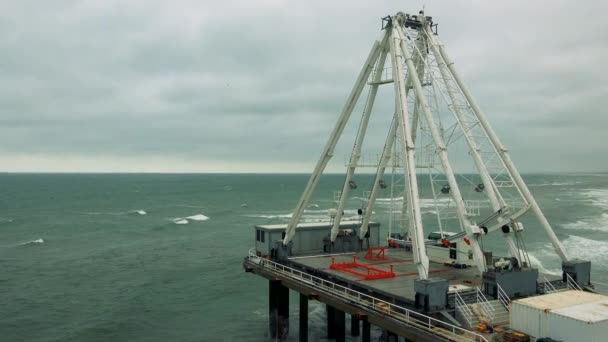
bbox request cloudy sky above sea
[1,0,606,173]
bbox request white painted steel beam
[419,27,523,265]
[424,26,569,262]
[359,114,398,240]
[283,34,387,245]
[395,20,487,273]
[330,44,390,242]
[389,24,429,279]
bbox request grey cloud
[0,0,606,172]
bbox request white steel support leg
[359,115,398,240]
[283,35,387,245]
[395,22,487,273]
[358,40,422,241]
[389,26,429,280]
[420,28,523,264]
[425,27,569,262]
[408,35,427,142]
[330,46,389,242]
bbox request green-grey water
[2,173,608,341]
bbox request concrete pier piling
[362,319,371,342]
[350,315,360,336]
[334,308,345,342]
[269,280,289,340]
[326,305,336,339]
[299,293,308,342]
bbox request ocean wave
[173,213,209,224]
[532,235,608,271]
[18,238,44,246]
[580,188,608,210]
[374,197,454,209]
[529,181,582,187]
[562,235,608,265]
[185,214,209,221]
[562,213,608,232]
[527,252,561,275]
[81,209,147,216]
[244,208,369,222]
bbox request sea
[1,172,608,341]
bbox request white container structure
[510,290,608,342]
[255,221,381,257]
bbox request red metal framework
[364,247,388,260]
[329,256,395,280]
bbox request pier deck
[290,248,482,303]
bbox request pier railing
[246,249,489,342]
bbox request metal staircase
[455,287,510,328]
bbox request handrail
[246,248,488,342]
[455,290,474,327]
[475,287,495,322]
[566,273,583,291]
[543,276,557,293]
[496,283,510,312]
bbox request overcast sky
[1,0,606,173]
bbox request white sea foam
[173,213,209,224]
[581,188,608,210]
[244,208,369,223]
[529,182,581,187]
[527,252,561,275]
[562,235,608,266]
[185,214,209,221]
[375,197,453,208]
[19,238,44,246]
[82,209,147,216]
[562,213,608,232]
[532,235,608,272]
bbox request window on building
[261,231,265,243]
[256,229,260,241]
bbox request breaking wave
[529,181,582,187]
[580,188,608,210]
[527,252,561,275]
[562,235,608,265]
[562,213,608,232]
[173,214,209,224]
[244,209,367,223]
[185,214,209,221]
[374,197,454,209]
[532,235,608,272]
[18,238,44,246]
[81,209,147,216]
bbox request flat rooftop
[256,220,378,230]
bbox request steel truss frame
[282,12,568,279]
